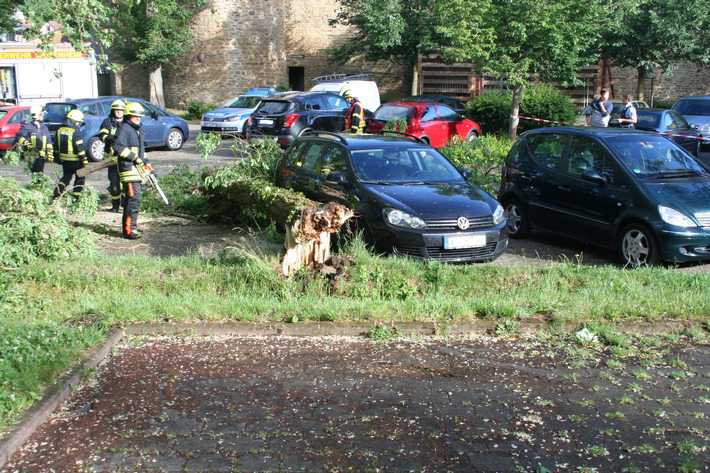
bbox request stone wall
[610,62,710,104]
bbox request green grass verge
[2,239,710,434]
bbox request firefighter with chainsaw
[15,105,53,174]
[99,99,126,212]
[53,109,87,201]
[343,89,365,134]
[113,102,152,239]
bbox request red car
[367,101,481,148]
[0,106,30,153]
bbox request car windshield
[606,135,707,177]
[636,112,660,129]
[45,103,76,122]
[673,100,710,116]
[351,147,464,184]
[373,105,414,122]
[255,100,291,114]
[227,96,262,109]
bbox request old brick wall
[610,62,710,104]
[113,63,149,99]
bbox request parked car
[609,100,649,126]
[631,109,705,159]
[43,96,189,161]
[499,127,710,267]
[201,94,264,135]
[367,101,481,148]
[403,95,467,114]
[275,131,508,262]
[0,105,29,154]
[245,91,350,148]
[672,96,710,152]
[309,73,381,112]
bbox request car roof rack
[311,73,374,84]
[301,130,349,145]
[378,130,427,144]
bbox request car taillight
[283,113,300,128]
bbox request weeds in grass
[367,325,398,342]
[494,319,520,337]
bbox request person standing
[617,95,638,128]
[99,99,126,212]
[113,102,152,240]
[590,88,613,127]
[343,89,365,134]
[15,105,53,174]
[53,109,87,200]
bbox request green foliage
[0,177,95,269]
[651,99,674,110]
[1,148,22,167]
[383,118,408,132]
[184,100,216,121]
[440,135,512,193]
[494,318,521,336]
[64,185,100,221]
[142,165,210,216]
[367,324,398,342]
[465,85,576,135]
[195,132,221,159]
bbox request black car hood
[363,182,495,218]
[642,177,710,216]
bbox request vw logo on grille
[457,217,470,230]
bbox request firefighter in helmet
[15,105,53,174]
[343,89,365,134]
[52,109,87,200]
[113,101,152,239]
[99,99,126,212]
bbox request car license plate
[259,119,274,126]
[443,234,486,249]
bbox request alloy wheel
[167,130,183,150]
[622,228,650,267]
[91,139,105,161]
[506,203,522,235]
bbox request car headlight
[658,205,696,227]
[224,116,241,122]
[383,208,426,229]
[492,204,505,225]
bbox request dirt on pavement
[4,335,708,472]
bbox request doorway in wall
[289,66,305,91]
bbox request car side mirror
[325,171,347,185]
[582,169,607,185]
[689,123,698,130]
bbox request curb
[0,329,124,470]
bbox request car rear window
[636,112,660,129]
[255,101,291,115]
[374,105,414,122]
[673,100,710,116]
[45,103,76,122]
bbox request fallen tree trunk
[202,176,352,276]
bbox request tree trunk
[411,62,420,96]
[149,65,165,108]
[509,86,523,140]
[636,67,646,102]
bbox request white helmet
[30,105,44,120]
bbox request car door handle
[557,185,572,192]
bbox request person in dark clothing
[590,88,613,127]
[617,94,638,128]
[113,101,152,240]
[52,109,87,200]
[15,105,53,173]
[99,99,126,212]
[343,89,365,134]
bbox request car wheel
[465,130,478,142]
[504,199,529,238]
[165,128,184,151]
[619,223,660,268]
[298,127,312,137]
[87,136,105,162]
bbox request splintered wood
[281,203,353,277]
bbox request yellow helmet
[30,105,44,120]
[125,102,145,117]
[341,88,353,99]
[111,99,126,111]
[66,109,85,123]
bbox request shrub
[141,165,210,217]
[383,118,408,132]
[651,99,674,110]
[440,135,513,193]
[465,84,576,134]
[184,100,217,120]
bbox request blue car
[672,96,710,152]
[44,96,190,161]
[201,87,276,135]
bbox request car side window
[669,111,688,129]
[285,142,307,167]
[566,136,606,177]
[527,134,567,171]
[601,156,627,188]
[8,110,27,124]
[436,105,459,121]
[301,142,325,172]
[507,140,523,166]
[323,95,348,111]
[662,113,677,130]
[421,107,437,122]
[319,145,348,175]
[304,96,323,111]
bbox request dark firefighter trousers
[122,181,142,237]
[53,162,86,199]
[31,156,46,174]
[108,165,121,210]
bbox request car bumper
[386,223,509,262]
[0,136,16,149]
[201,120,245,134]
[659,227,710,263]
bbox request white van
[309,74,381,112]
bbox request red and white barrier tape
[517,115,568,126]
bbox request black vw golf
[275,132,508,262]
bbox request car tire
[504,198,529,238]
[465,130,478,142]
[165,128,184,151]
[298,128,312,137]
[618,223,660,268]
[87,136,105,162]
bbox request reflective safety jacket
[344,100,365,134]
[55,125,87,163]
[15,121,53,160]
[113,120,147,183]
[99,116,123,158]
